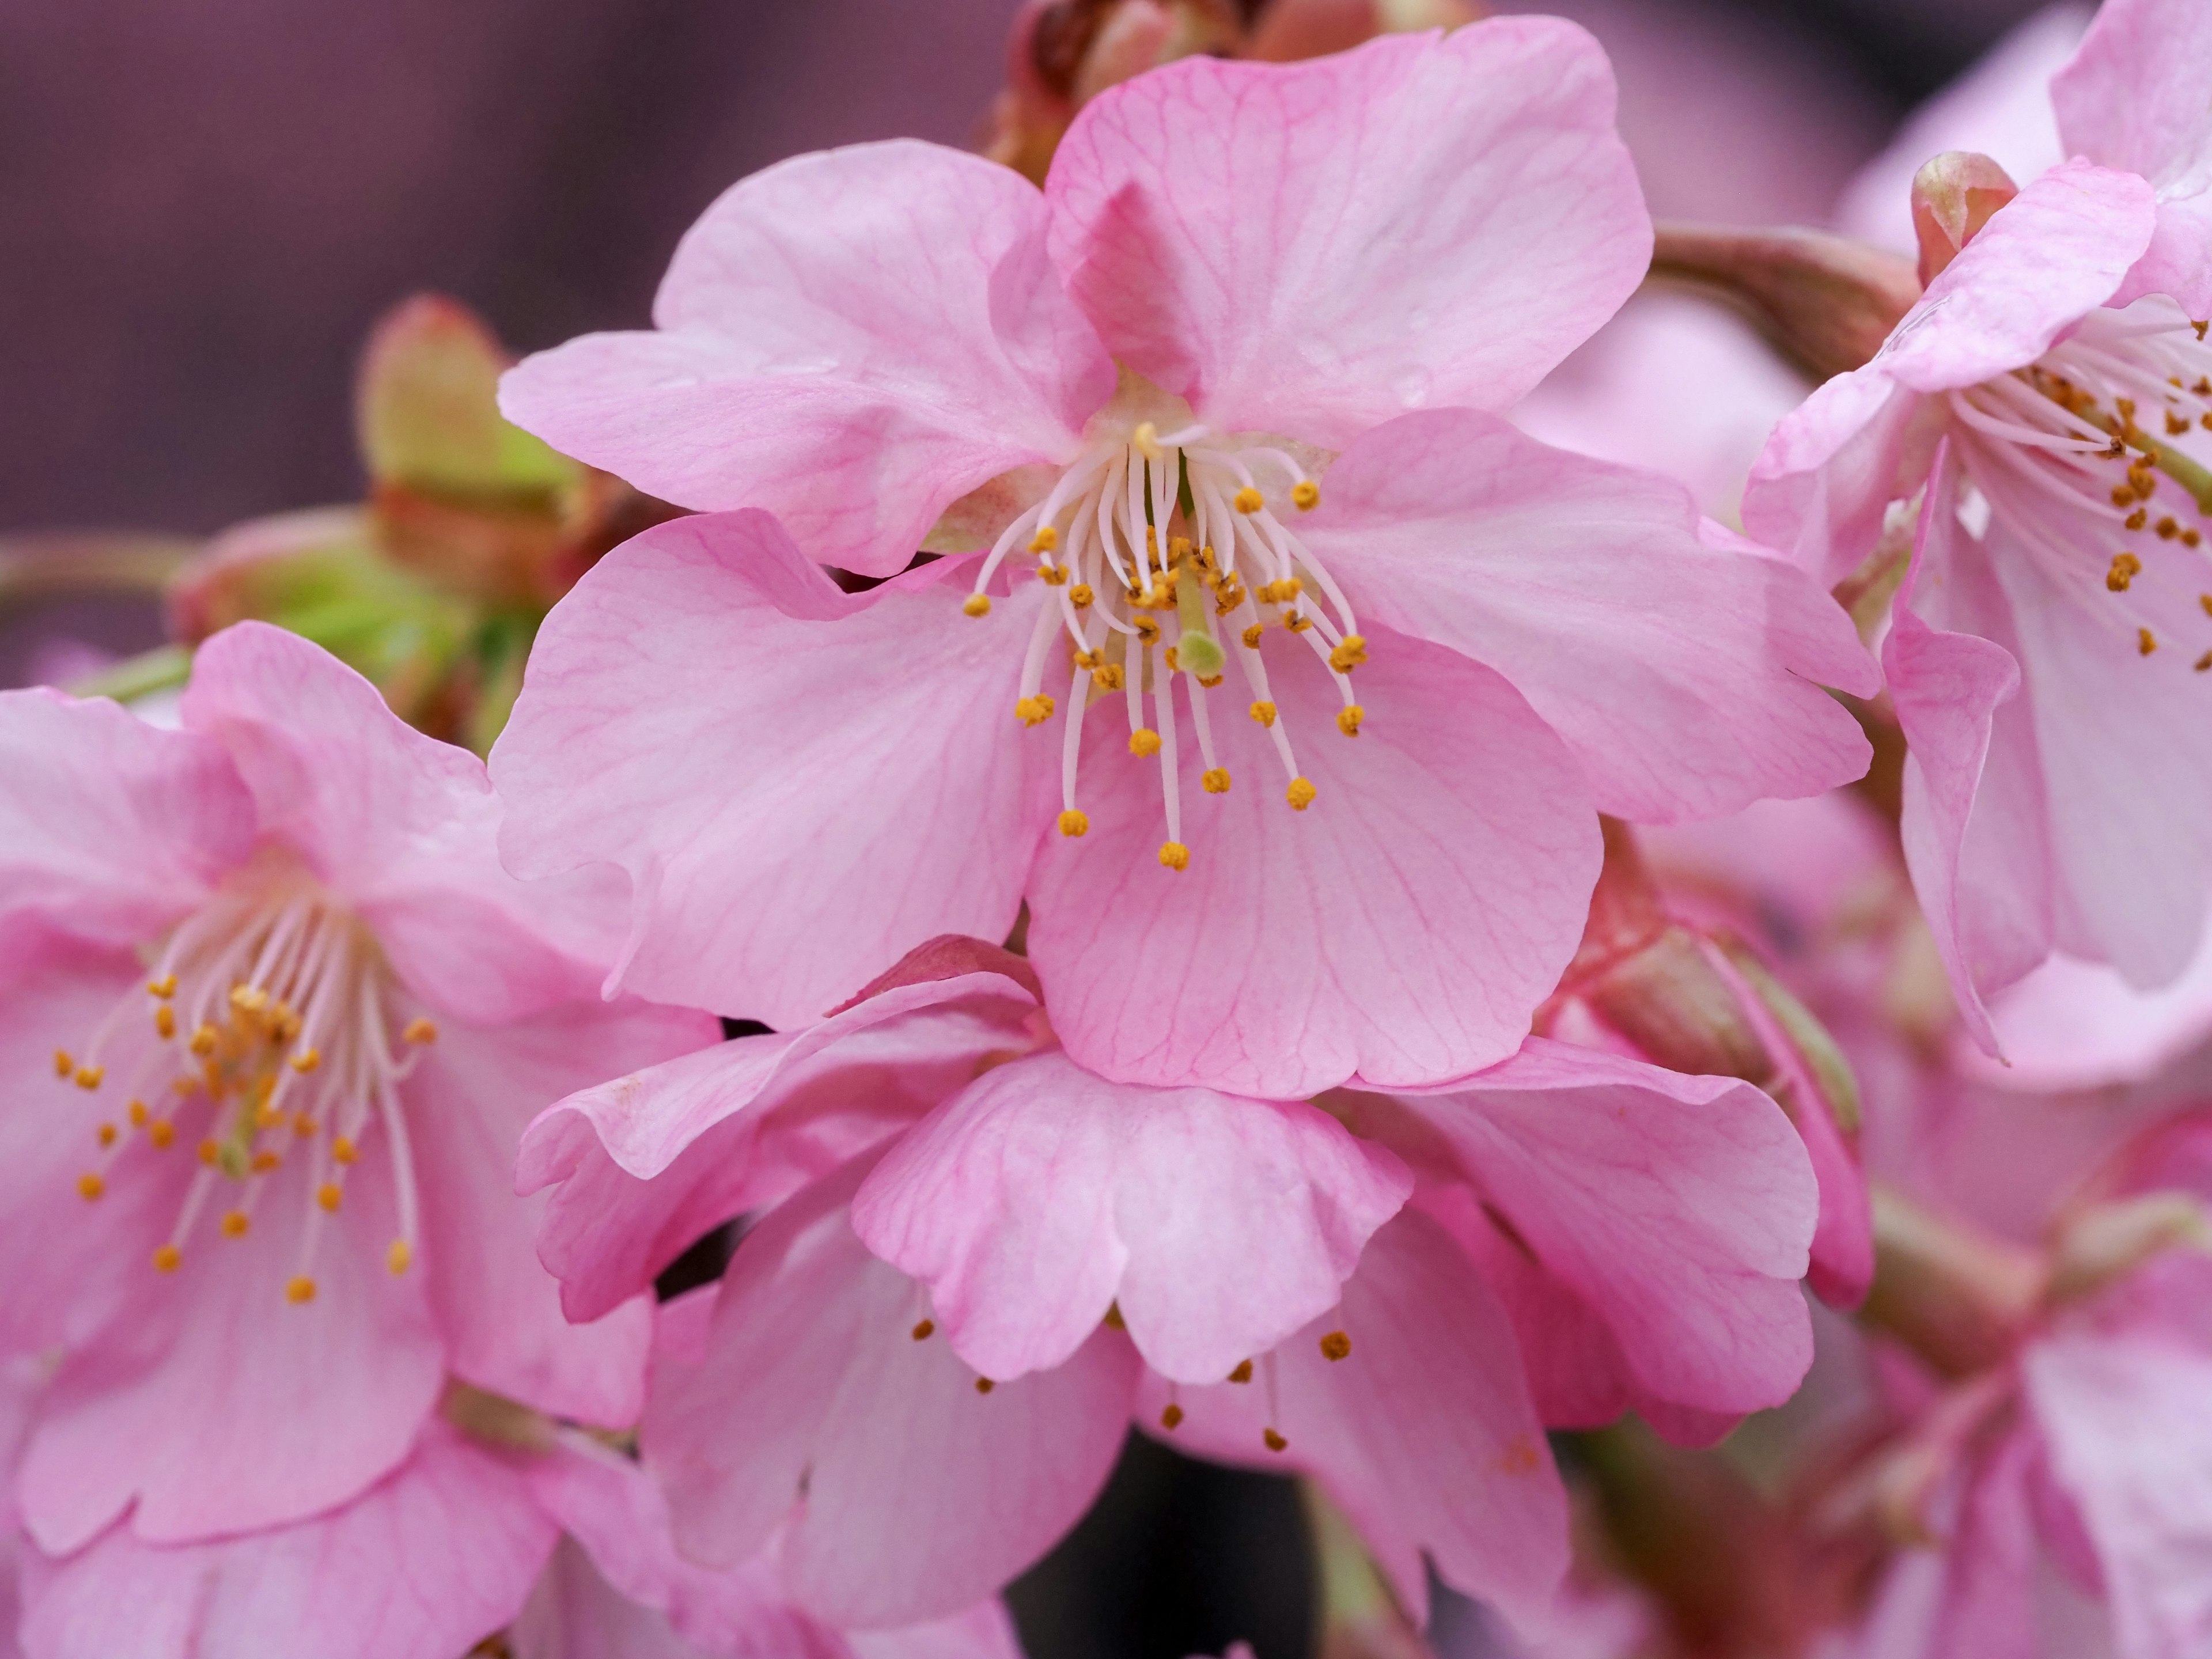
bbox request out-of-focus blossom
[518,933,1821,1625]
[0,625,714,1577]
[494,26,1873,1096]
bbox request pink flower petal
[851,1049,1410,1382]
[519,971,1040,1324]
[1743,363,1929,589]
[491,513,1053,1025]
[18,1422,556,1659]
[643,1159,1138,1627]
[499,142,1112,578]
[1393,1038,1819,1416]
[1030,624,1599,1097]
[1046,20,1647,444]
[184,623,623,1024]
[1135,1209,1568,1628]
[1305,408,1874,823]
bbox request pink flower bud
[1908,150,2020,286]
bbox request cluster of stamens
[963,419,1366,870]
[52,878,431,1304]
[1945,302,2212,665]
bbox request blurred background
[0,0,2074,1654]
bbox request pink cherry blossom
[1745,152,2212,1043]
[492,22,1875,1097]
[0,623,715,1563]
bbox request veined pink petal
[851,1049,1410,1382]
[183,623,624,1025]
[1029,624,1599,1098]
[18,1423,556,1659]
[1304,408,1873,823]
[492,513,1054,1026]
[519,970,1040,1323]
[642,1159,1138,1627]
[1392,1039,1818,1416]
[1743,364,1929,588]
[1046,20,1648,444]
[1135,1209,1568,1628]
[499,141,1113,578]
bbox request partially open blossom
[0,623,715,1564]
[517,934,1821,1622]
[494,25,1874,1096]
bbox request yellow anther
[1202,768,1231,794]
[189,1024,218,1057]
[294,1114,317,1138]
[2171,412,2193,436]
[74,1063,104,1090]
[1070,583,1094,608]
[128,1099,149,1127]
[1291,479,1320,512]
[2198,651,2212,672]
[1228,1360,1253,1384]
[197,1138,219,1165]
[1328,634,1368,673]
[290,1047,320,1074]
[962,593,992,618]
[1283,611,1313,634]
[1016,695,1057,727]
[1158,842,1191,872]
[1249,701,1277,728]
[97,1123,117,1148]
[251,1150,281,1174]
[286,1277,317,1305]
[154,1005,176,1039]
[1131,420,1161,460]
[1058,809,1090,838]
[149,1120,175,1149]
[53,1050,73,1078]
[221,1210,250,1238]
[317,1183,343,1213]
[1163,646,1179,673]
[2127,508,2150,530]
[1287,777,1317,810]
[1037,562,1067,585]
[1091,663,1124,691]
[387,1239,414,1275]
[1198,674,1222,688]
[2141,627,2158,656]
[1338,705,1364,737]
[147,975,176,999]
[1160,1403,1185,1430]
[76,1172,105,1202]
[1130,728,1162,757]
[1133,615,1161,645]
[974,1377,995,1395]
[2109,553,2142,592]
[2113,484,2139,507]
[173,1075,200,1098]
[2187,529,2203,548]
[254,1105,282,1132]
[1320,1330,1352,1361]
[230,984,268,1016]
[1241,624,1264,649]
[333,1136,359,1165]
[2159,517,2181,540]
[912,1319,935,1340]
[1029,525,1059,554]
[1263,1427,1289,1452]
[1233,487,1264,514]
[152,1244,181,1274]
[403,1018,438,1046]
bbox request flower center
[962,393,1369,870]
[52,865,431,1304]
[1945,299,2212,664]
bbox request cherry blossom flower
[0,623,715,1567]
[491,23,1874,1097]
[517,935,1821,1624]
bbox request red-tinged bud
[1859,1185,2044,1379]
[1909,150,2020,287]
[1649,225,1923,381]
[1245,0,1483,63]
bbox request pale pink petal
[1743,363,1929,588]
[17,1135,444,1552]
[1392,1039,1819,1416]
[0,686,247,959]
[18,1423,556,1659]
[1975,925,2212,1092]
[407,999,713,1428]
[851,1048,1410,1382]
[491,513,1054,1025]
[499,141,1111,578]
[643,1158,1138,1627]
[520,971,1039,1323]
[846,1605,1027,1659]
[1030,625,1599,1098]
[2028,1331,2212,1659]
[1046,20,1647,443]
[1305,408,1873,823]
[1927,1426,2047,1659]
[2053,0,2212,316]
[183,623,622,1024]
[1135,1210,1568,1628]
[512,1538,727,1659]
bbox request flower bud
[1859,1185,2043,1378]
[1908,150,2019,287]
[1649,225,1922,381]
[2046,1191,2212,1305]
